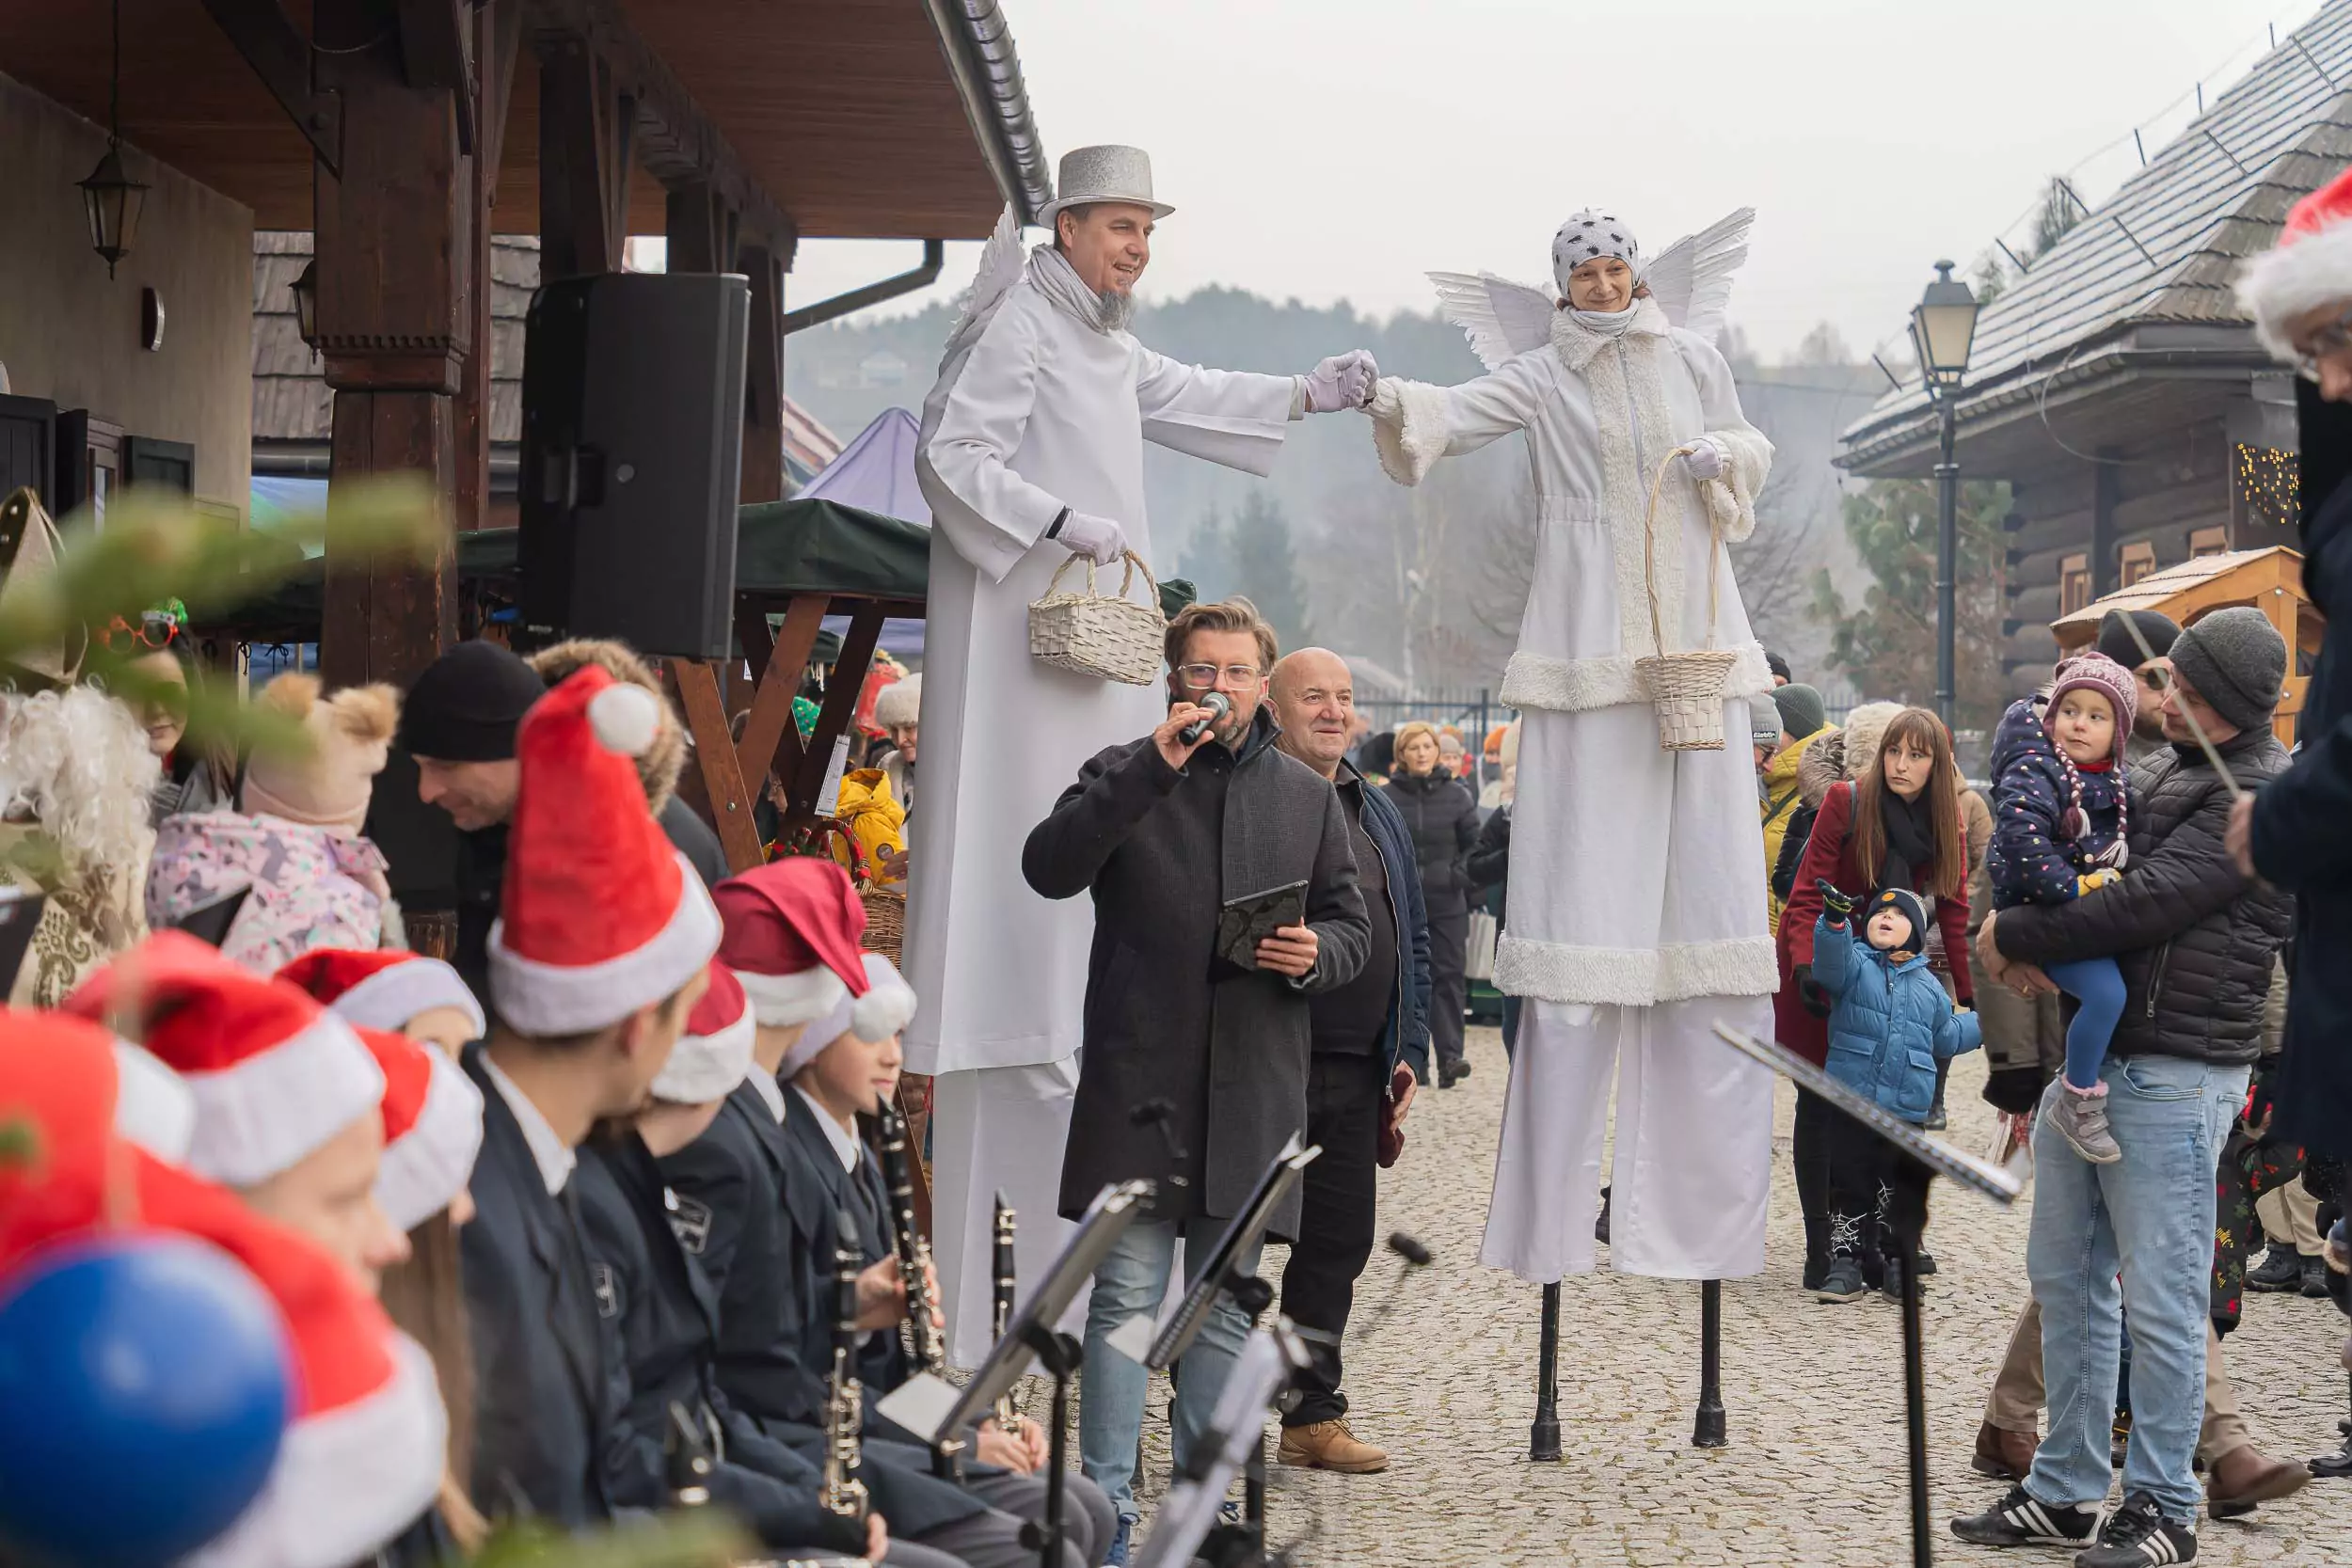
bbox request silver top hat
[1037,145,1173,226]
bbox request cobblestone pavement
[1109,1025,2352,1566]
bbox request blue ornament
[0,1234,294,1567]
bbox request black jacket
[1024,707,1369,1236]
[1346,764,1435,1085]
[572,1134,863,1557]
[457,1046,611,1528]
[1468,800,1512,927]
[2254,473,2352,1156]
[1380,769,1480,919]
[1993,729,2293,1067]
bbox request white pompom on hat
[2241,164,2352,358]
[779,952,916,1081]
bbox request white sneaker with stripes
[2075,1492,2197,1566]
[1948,1483,2101,1547]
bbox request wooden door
[0,394,57,509]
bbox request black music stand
[1712,1023,2022,1568]
[1133,1321,1312,1568]
[875,1180,1155,1568]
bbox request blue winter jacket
[1987,695,2130,910]
[1812,913,1983,1123]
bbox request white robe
[911,276,1301,1363]
[1369,300,1777,1280]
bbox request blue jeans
[2046,957,2127,1090]
[2025,1053,2248,1521]
[1078,1217,1262,1517]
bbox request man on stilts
[909,144,1380,1366]
[1361,210,1779,1305]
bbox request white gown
[1369,299,1777,1282]
[913,273,1300,1364]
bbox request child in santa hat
[278,947,485,1052]
[1987,652,2138,1165]
[0,1008,447,1568]
[1807,882,1982,1305]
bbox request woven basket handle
[794,816,871,887]
[1041,547,1162,617]
[1640,447,1727,657]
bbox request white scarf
[1025,245,1136,335]
[1570,303,1640,338]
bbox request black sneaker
[1949,1483,2101,1547]
[1914,1248,1938,1276]
[2247,1246,2303,1291]
[1816,1258,1867,1303]
[2075,1491,2196,1566]
[2301,1257,2331,1298]
[1881,1253,1909,1301]
[1802,1252,1828,1291]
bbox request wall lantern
[79,0,148,278]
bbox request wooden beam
[395,0,475,152]
[536,34,621,277]
[673,658,767,873]
[788,603,883,822]
[664,180,734,274]
[199,0,343,175]
[480,0,524,183]
[739,243,785,503]
[453,1,504,534]
[738,595,826,810]
[323,392,459,687]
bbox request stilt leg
[1692,1278,1727,1448]
[1530,1282,1562,1462]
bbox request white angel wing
[1642,207,1756,345]
[941,204,1028,356]
[1427,271,1557,372]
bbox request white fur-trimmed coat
[1369,298,1774,715]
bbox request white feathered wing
[1642,207,1755,346]
[1427,272,1555,372]
[940,205,1028,361]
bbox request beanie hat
[359,1028,483,1232]
[62,933,388,1188]
[714,858,871,1029]
[1552,208,1644,298]
[651,962,756,1105]
[2169,608,2289,736]
[2239,163,2352,358]
[1864,887,1930,955]
[1771,683,1828,741]
[2094,609,2180,671]
[1765,650,1792,684]
[239,674,399,834]
[874,673,923,732]
[780,951,917,1080]
[2045,653,2137,757]
[396,640,547,763]
[487,666,723,1036]
[277,949,485,1041]
[0,1016,443,1568]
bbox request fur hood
[525,639,688,813]
[1792,700,1906,809]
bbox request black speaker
[518,272,751,658]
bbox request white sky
[779,0,2322,362]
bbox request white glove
[1681,439,1725,482]
[1303,350,1379,413]
[1055,510,1126,566]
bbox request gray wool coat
[1023,706,1370,1239]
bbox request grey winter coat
[1991,729,2293,1067]
[1023,707,1370,1239]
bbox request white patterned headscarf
[1552,210,1645,298]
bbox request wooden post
[453,0,521,537]
[787,603,883,823]
[673,658,767,873]
[739,243,786,504]
[312,0,469,687]
[537,32,631,281]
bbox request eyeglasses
[2136,666,2170,690]
[100,608,183,651]
[1176,663,1264,689]
[2293,307,2352,381]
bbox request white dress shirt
[480,1054,577,1196]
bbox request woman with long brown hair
[1777,706,1974,1293]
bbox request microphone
[1355,1233,1434,1343]
[1387,1231,1433,1267]
[1178,691,1230,746]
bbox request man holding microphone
[1022,598,1370,1560]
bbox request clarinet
[875,1108,946,1376]
[820,1208,869,1524]
[990,1193,1023,1435]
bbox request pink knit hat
[240,673,400,834]
[2044,652,2137,764]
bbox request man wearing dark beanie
[2169,608,2287,738]
[2094,609,2182,764]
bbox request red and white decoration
[781,951,918,1079]
[650,962,758,1104]
[2242,164,2352,356]
[712,858,873,1028]
[487,668,722,1035]
[278,948,485,1040]
[358,1029,484,1231]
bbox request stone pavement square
[1094,1025,2352,1565]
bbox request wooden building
[0,0,1050,687]
[1836,3,2352,697]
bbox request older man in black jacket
[1958,610,2295,1561]
[1023,598,1369,1548]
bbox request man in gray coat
[1023,598,1369,1555]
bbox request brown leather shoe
[1278,1418,1389,1474]
[1971,1421,2038,1481]
[2207,1445,2312,1520]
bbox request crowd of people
[4,143,2352,1568]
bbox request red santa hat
[651,961,757,1104]
[110,1039,197,1163]
[713,858,872,1029]
[276,948,485,1041]
[488,666,722,1035]
[63,937,386,1190]
[0,1015,445,1568]
[780,951,918,1080]
[358,1029,483,1232]
[2241,163,2352,357]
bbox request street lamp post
[1911,261,1980,731]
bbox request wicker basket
[790,817,907,965]
[1632,448,1736,752]
[1028,549,1165,686]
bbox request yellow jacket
[1762,727,1833,936]
[830,768,908,882]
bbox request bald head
[1270,648,1355,779]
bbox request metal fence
[1358,688,1501,793]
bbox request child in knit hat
[1808,879,1982,1303]
[1986,652,2138,1164]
